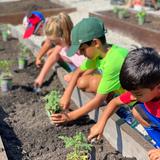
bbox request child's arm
[34,45,62,87]
[35,39,52,68]
[60,67,85,109]
[87,96,123,140]
[148,149,160,160]
[51,93,107,123]
[87,92,137,140]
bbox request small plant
[136,10,146,25]
[118,8,128,19]
[59,132,92,160]
[0,60,13,79]
[0,24,10,42]
[18,43,30,59]
[44,90,61,116]
[113,6,120,15]
[0,60,13,92]
[18,43,30,69]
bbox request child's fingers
[51,114,62,118]
[52,120,65,124]
[97,134,102,140]
[88,132,97,141]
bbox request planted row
[113,7,146,25]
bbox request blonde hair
[45,12,73,46]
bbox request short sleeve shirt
[120,92,160,118]
[80,45,128,94]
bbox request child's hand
[51,113,70,124]
[148,149,160,160]
[35,58,42,68]
[88,123,103,141]
[34,77,43,88]
[60,95,70,110]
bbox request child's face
[131,85,160,102]
[79,41,100,60]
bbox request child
[32,13,85,87]
[51,17,129,124]
[88,47,160,158]
[148,149,160,160]
[23,11,53,68]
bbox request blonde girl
[34,12,85,87]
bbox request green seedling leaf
[0,60,13,79]
[44,90,61,115]
[59,132,92,160]
[18,43,30,59]
[136,10,146,18]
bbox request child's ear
[157,84,160,91]
[93,39,101,48]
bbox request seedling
[18,43,30,69]
[118,8,129,19]
[0,24,10,42]
[44,90,61,116]
[113,6,120,15]
[18,43,30,59]
[0,60,13,92]
[0,60,13,79]
[59,132,92,160]
[136,10,146,25]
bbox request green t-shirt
[80,45,128,94]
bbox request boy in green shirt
[51,17,128,124]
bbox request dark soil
[0,34,136,160]
[102,10,160,32]
[0,0,63,14]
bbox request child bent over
[51,17,128,124]
[88,47,160,160]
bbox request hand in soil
[51,112,70,124]
[88,123,103,141]
[35,58,42,68]
[34,77,43,88]
[148,149,160,160]
[59,95,70,110]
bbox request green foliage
[118,8,129,18]
[44,90,61,115]
[59,132,92,160]
[0,24,10,41]
[0,60,13,78]
[18,43,30,59]
[0,24,10,33]
[113,6,120,14]
[136,10,146,18]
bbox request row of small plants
[113,7,146,25]
[44,90,93,160]
[0,42,30,92]
[0,30,93,159]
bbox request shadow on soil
[0,106,24,160]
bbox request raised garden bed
[90,10,160,52]
[10,24,155,160]
[0,0,76,25]
[0,32,137,160]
